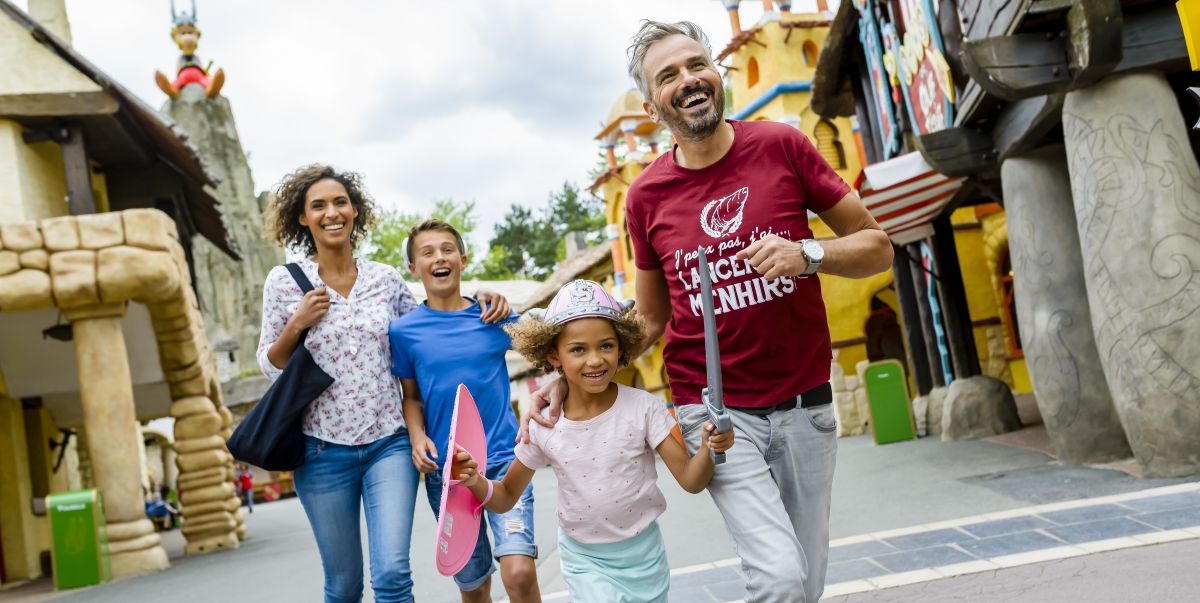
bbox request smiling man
[623,20,893,603]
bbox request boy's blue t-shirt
[389,299,518,466]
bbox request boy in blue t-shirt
[389,219,539,603]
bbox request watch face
[804,240,824,262]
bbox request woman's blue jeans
[294,432,419,603]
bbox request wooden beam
[0,92,117,118]
[961,32,1071,101]
[1113,3,1189,73]
[906,242,947,388]
[931,215,982,379]
[1065,0,1123,87]
[915,127,998,177]
[992,93,1065,161]
[60,123,96,215]
[892,250,934,395]
[962,2,1186,101]
[1029,0,1074,14]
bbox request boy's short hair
[405,219,466,263]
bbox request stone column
[1064,72,1200,477]
[1003,145,1130,464]
[172,395,240,554]
[65,302,170,577]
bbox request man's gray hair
[627,20,713,100]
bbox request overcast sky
[17,1,828,243]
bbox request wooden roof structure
[0,0,239,259]
[811,0,1190,181]
[518,242,614,313]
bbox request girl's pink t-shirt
[515,384,676,544]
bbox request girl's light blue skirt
[558,521,670,603]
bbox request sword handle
[702,388,732,465]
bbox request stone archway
[0,209,242,577]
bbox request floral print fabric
[257,258,418,445]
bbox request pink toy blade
[435,384,489,576]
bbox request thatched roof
[810,0,859,119]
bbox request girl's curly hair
[505,310,646,374]
[265,164,378,256]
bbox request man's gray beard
[657,95,725,142]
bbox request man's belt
[737,382,833,417]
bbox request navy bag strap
[284,262,315,294]
[283,263,316,340]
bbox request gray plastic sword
[697,246,732,464]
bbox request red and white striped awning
[856,151,964,246]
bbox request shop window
[998,252,1024,358]
[747,57,760,88]
[814,119,846,169]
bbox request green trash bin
[863,360,916,445]
[47,489,111,590]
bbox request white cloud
[14,0,829,239]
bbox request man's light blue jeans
[294,432,420,603]
[677,401,838,603]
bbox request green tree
[489,204,554,279]
[487,182,605,280]
[365,199,483,277]
[473,244,518,280]
[546,181,606,248]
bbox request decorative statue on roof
[154,0,225,99]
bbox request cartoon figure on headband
[154,0,225,99]
[451,279,734,603]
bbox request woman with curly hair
[449,280,733,603]
[257,164,509,603]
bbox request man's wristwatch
[799,239,824,278]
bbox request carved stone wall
[0,209,242,570]
[1003,145,1130,465]
[161,85,282,384]
[1064,72,1200,477]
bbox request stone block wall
[830,354,871,437]
[0,209,242,568]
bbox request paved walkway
[6,424,1198,602]
[583,482,1200,603]
[828,538,1200,602]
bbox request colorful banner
[894,0,956,134]
[854,0,902,158]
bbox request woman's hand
[289,287,330,331]
[475,289,511,323]
[452,447,481,488]
[410,433,440,474]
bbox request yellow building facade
[591,92,673,404]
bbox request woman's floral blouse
[257,257,417,445]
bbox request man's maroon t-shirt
[625,119,850,409]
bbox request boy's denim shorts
[425,461,537,591]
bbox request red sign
[894,0,955,134]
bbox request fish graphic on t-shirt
[700,187,749,238]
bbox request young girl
[452,279,733,603]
